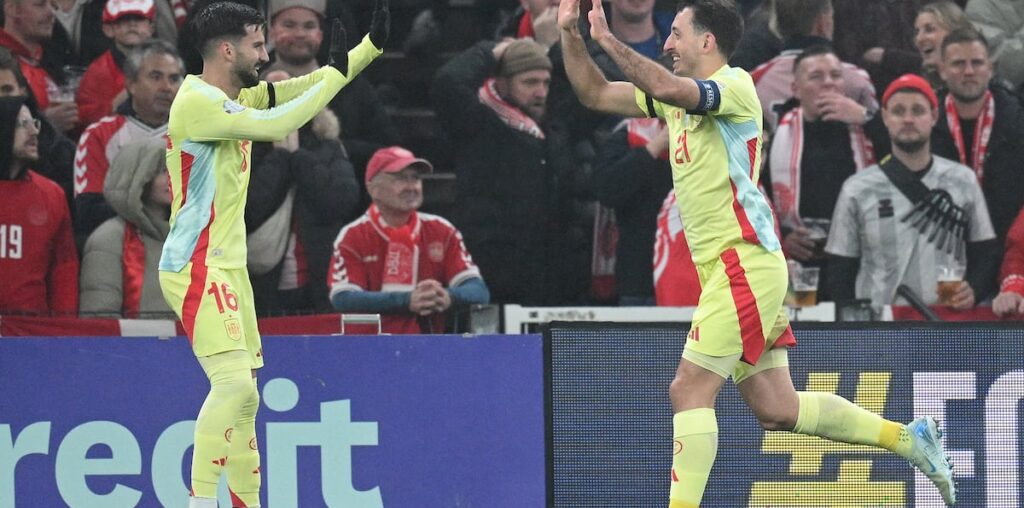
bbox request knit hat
[0,96,26,180]
[882,73,938,110]
[268,0,326,21]
[103,0,156,23]
[497,39,552,77]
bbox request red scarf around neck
[517,11,534,38]
[478,77,545,139]
[945,91,995,183]
[368,204,421,291]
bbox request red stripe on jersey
[229,489,248,507]
[721,248,766,365]
[730,180,760,245]
[772,324,798,349]
[181,204,215,341]
[179,150,195,205]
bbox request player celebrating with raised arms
[157,1,389,506]
[556,0,957,505]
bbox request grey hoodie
[79,137,172,316]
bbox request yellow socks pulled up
[226,380,261,507]
[193,351,259,500]
[669,408,718,508]
[793,391,911,457]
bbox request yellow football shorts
[160,262,263,368]
[683,242,796,375]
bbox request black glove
[369,0,390,48]
[328,19,348,76]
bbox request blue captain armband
[692,79,721,112]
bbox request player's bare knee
[754,407,797,431]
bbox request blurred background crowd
[2,0,1024,329]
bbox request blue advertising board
[0,335,545,508]
[547,323,1024,508]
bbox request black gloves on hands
[328,0,388,75]
[328,19,348,76]
[369,0,390,48]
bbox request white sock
[188,496,217,508]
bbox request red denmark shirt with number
[0,170,79,314]
[328,211,480,334]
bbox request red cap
[103,0,156,23]
[365,146,433,185]
[882,74,938,110]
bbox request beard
[893,137,928,154]
[499,87,546,121]
[950,86,987,104]
[277,43,318,65]
[233,65,260,88]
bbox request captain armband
[692,79,722,113]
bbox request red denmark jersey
[1001,207,1024,296]
[653,191,701,306]
[328,211,480,334]
[0,171,79,314]
[74,113,167,196]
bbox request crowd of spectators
[2,0,1024,331]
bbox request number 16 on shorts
[208,281,243,341]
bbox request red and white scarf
[945,91,994,183]
[368,204,421,292]
[769,108,875,230]
[171,0,190,29]
[478,77,545,139]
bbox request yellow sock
[793,392,910,457]
[226,377,261,507]
[669,408,717,508]
[192,351,254,498]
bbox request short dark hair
[792,44,836,74]
[124,40,184,81]
[188,1,265,58]
[940,28,989,57]
[774,0,832,39]
[677,0,744,59]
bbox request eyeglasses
[16,118,41,131]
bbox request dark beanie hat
[497,39,552,77]
[0,96,26,180]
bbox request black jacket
[245,125,361,314]
[933,84,1024,246]
[591,125,673,301]
[432,41,592,305]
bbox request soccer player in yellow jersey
[557,0,957,505]
[157,2,389,506]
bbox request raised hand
[817,92,868,125]
[588,0,612,42]
[327,19,348,76]
[557,0,580,33]
[369,0,390,48]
